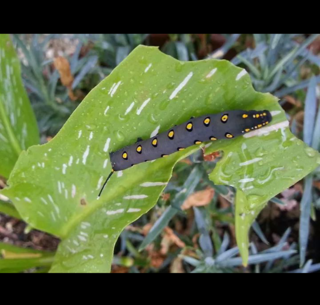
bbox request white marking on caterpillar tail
[145,63,152,72]
[170,72,193,100]
[123,195,148,200]
[97,176,104,190]
[24,197,31,203]
[72,185,76,198]
[206,68,217,78]
[89,132,93,141]
[65,189,68,199]
[108,83,116,95]
[151,125,160,138]
[78,130,82,139]
[62,164,67,175]
[236,69,247,81]
[78,235,87,242]
[136,98,151,115]
[40,197,48,205]
[104,138,111,152]
[239,158,262,166]
[127,208,141,213]
[57,181,62,194]
[82,145,90,164]
[271,110,281,116]
[239,178,254,183]
[103,159,108,169]
[125,102,135,115]
[104,106,110,115]
[37,211,45,217]
[68,156,73,166]
[106,209,124,215]
[110,81,121,97]
[140,182,167,187]
[117,171,123,177]
[243,121,289,138]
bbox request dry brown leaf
[142,223,152,236]
[160,227,186,255]
[283,95,302,108]
[181,187,215,210]
[179,158,192,165]
[111,266,129,273]
[161,193,170,201]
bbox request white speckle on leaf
[103,235,109,239]
[37,211,45,217]
[145,63,152,73]
[136,98,151,115]
[236,69,247,81]
[140,182,167,187]
[239,158,262,166]
[78,130,82,139]
[62,164,67,175]
[81,222,91,228]
[206,68,217,78]
[125,102,135,115]
[24,197,31,203]
[103,159,108,169]
[65,189,68,199]
[108,83,116,95]
[15,197,20,201]
[271,110,281,116]
[127,208,141,213]
[0,194,8,201]
[73,240,79,246]
[89,132,93,141]
[258,167,284,184]
[87,255,94,259]
[58,181,62,194]
[76,158,80,164]
[170,72,193,100]
[48,195,54,204]
[40,197,48,205]
[104,106,110,115]
[106,209,124,215]
[103,138,111,152]
[115,203,121,206]
[123,195,148,200]
[242,186,254,191]
[151,125,160,138]
[82,145,90,164]
[80,231,88,237]
[72,185,76,198]
[117,171,123,177]
[97,176,104,190]
[78,235,87,242]
[100,254,104,258]
[51,212,56,222]
[68,156,73,166]
[110,81,121,97]
[239,178,254,183]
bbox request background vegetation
[0,34,320,273]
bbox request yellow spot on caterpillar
[254,126,258,129]
[204,117,210,126]
[168,130,174,139]
[253,115,256,118]
[122,152,128,159]
[194,140,202,145]
[266,121,269,124]
[245,128,250,132]
[152,138,158,146]
[257,124,262,128]
[225,133,234,138]
[221,114,228,122]
[242,114,248,118]
[186,122,193,131]
[161,154,168,157]
[210,137,217,141]
[263,112,267,116]
[256,114,260,118]
[178,147,185,151]
[136,145,142,153]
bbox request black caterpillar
[98,109,272,197]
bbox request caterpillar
[98,109,272,197]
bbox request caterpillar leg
[97,170,114,198]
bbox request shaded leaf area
[1,45,319,272]
[0,34,39,178]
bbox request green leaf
[1,45,319,272]
[0,34,39,178]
